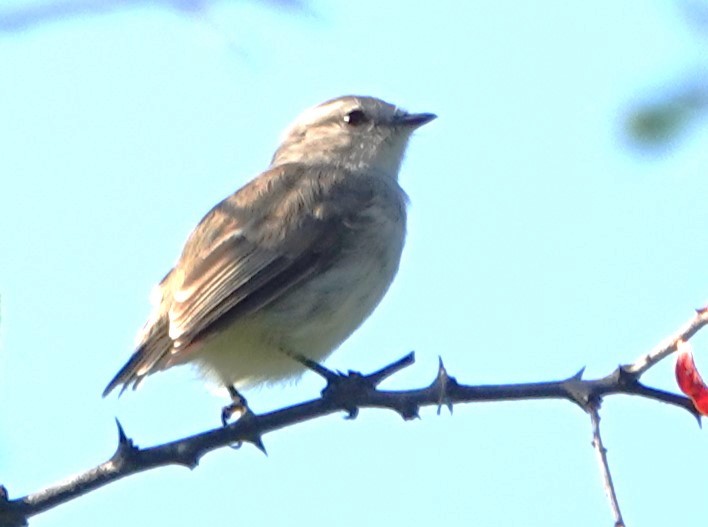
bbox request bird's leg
[221,384,249,426]
[280,349,345,387]
[285,351,339,382]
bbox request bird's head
[271,95,436,177]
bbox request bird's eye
[343,109,368,126]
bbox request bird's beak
[395,112,437,128]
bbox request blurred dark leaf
[623,0,708,152]
[0,0,305,31]
[625,84,708,150]
[678,0,708,35]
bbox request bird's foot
[287,351,418,419]
[221,385,250,427]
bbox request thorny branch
[1,308,708,527]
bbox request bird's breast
[269,210,406,354]
[194,185,407,388]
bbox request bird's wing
[103,164,384,395]
[167,164,356,348]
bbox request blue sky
[2,1,708,526]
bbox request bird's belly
[194,236,404,388]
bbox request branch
[1,308,707,527]
[589,402,625,527]
[623,306,708,376]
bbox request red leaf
[675,340,708,415]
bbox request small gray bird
[103,95,435,410]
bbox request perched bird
[103,95,435,414]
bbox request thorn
[399,405,420,420]
[115,419,126,443]
[343,406,359,420]
[438,404,452,416]
[432,356,455,416]
[436,357,453,415]
[249,436,268,455]
[561,372,593,411]
[437,356,446,375]
[239,411,267,454]
[115,418,133,448]
[223,409,263,451]
[572,367,586,380]
[111,419,138,463]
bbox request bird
[103,95,435,417]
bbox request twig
[588,401,625,527]
[624,306,708,377]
